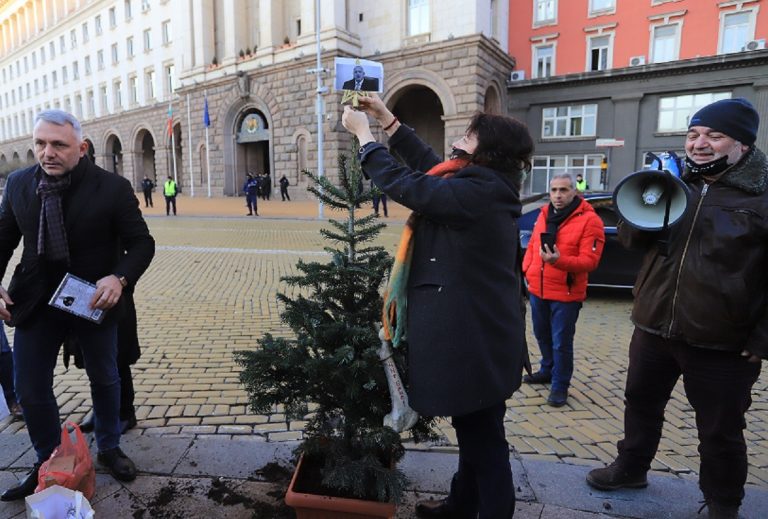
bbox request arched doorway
[85,139,96,163]
[390,86,445,158]
[26,149,35,163]
[484,85,501,115]
[235,111,270,196]
[106,134,123,175]
[135,129,157,187]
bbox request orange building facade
[510,0,768,79]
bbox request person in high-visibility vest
[163,176,177,215]
[575,174,589,193]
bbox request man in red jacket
[522,174,605,406]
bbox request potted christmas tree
[235,148,437,518]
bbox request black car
[518,192,643,289]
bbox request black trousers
[447,401,515,518]
[617,328,761,506]
[118,363,135,421]
[165,195,176,215]
[143,190,153,207]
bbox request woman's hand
[342,106,375,145]
[357,94,392,124]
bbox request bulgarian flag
[167,102,173,137]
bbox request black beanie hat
[688,97,759,146]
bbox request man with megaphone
[586,98,766,519]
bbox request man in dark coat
[342,65,379,91]
[586,98,766,519]
[0,110,155,502]
[140,175,154,208]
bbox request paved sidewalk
[2,433,767,518]
[0,194,766,517]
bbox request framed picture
[334,57,384,93]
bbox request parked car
[518,192,643,289]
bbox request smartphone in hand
[540,232,556,252]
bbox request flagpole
[186,93,194,197]
[314,0,325,219]
[204,91,212,197]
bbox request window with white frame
[141,0,150,12]
[588,35,611,70]
[72,61,79,80]
[70,29,77,49]
[525,154,605,194]
[589,0,615,15]
[49,41,55,58]
[407,0,430,36]
[109,7,117,28]
[651,23,679,63]
[542,104,597,139]
[145,69,156,100]
[164,64,175,96]
[75,94,83,118]
[62,66,68,84]
[114,79,123,109]
[534,44,554,78]
[84,56,91,76]
[51,71,57,88]
[719,10,754,54]
[129,75,138,105]
[86,89,95,118]
[162,20,172,45]
[97,50,104,70]
[111,43,119,64]
[657,91,731,132]
[143,29,152,52]
[127,36,134,58]
[100,85,109,114]
[82,22,89,43]
[41,45,47,62]
[95,15,102,35]
[125,0,133,19]
[534,0,557,24]
[59,35,66,53]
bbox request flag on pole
[203,95,210,127]
[167,102,173,138]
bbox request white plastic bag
[25,485,94,519]
[0,393,9,421]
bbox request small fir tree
[235,143,437,503]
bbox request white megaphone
[613,169,691,231]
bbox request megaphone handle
[657,171,675,257]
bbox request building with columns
[0,0,514,198]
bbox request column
[191,0,215,69]
[222,0,247,65]
[257,0,275,52]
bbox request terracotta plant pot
[285,454,396,519]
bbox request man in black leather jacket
[586,98,766,519]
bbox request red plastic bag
[35,421,96,500]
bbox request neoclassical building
[0,0,515,198]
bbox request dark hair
[466,113,534,185]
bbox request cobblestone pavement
[0,196,766,491]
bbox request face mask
[685,154,730,177]
[450,147,471,160]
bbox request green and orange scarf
[381,157,470,347]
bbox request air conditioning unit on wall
[510,70,526,81]
[629,55,646,66]
[744,39,766,51]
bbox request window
[100,85,109,114]
[59,35,66,53]
[82,22,89,43]
[32,51,37,68]
[407,0,430,36]
[86,89,95,118]
[41,45,47,63]
[95,15,103,35]
[534,0,557,25]
[109,7,117,28]
[84,56,92,76]
[70,29,77,49]
[62,66,68,84]
[111,43,119,64]
[588,35,611,71]
[162,20,172,44]
[51,71,57,88]
[164,64,175,96]
[125,0,133,19]
[542,104,597,138]
[72,61,79,80]
[64,96,72,113]
[23,56,28,73]
[145,69,156,100]
[97,50,104,70]
[129,75,138,105]
[533,44,554,78]
[720,10,754,54]
[75,93,83,118]
[651,24,679,63]
[589,0,615,15]
[42,75,48,91]
[114,79,123,109]
[526,154,605,194]
[34,79,39,94]
[49,41,55,58]
[143,29,152,52]
[657,92,731,132]
[127,36,134,58]
[141,0,150,12]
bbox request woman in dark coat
[342,97,533,519]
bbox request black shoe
[120,416,138,434]
[547,390,568,407]
[1,463,41,501]
[79,412,95,433]
[98,447,137,482]
[703,501,740,519]
[586,461,648,491]
[523,371,551,384]
[9,402,24,421]
[415,498,468,518]
[246,213,253,215]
